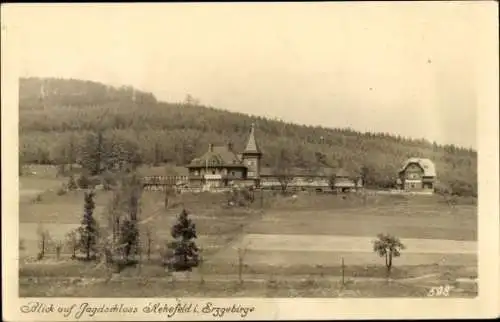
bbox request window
[212,170,215,175]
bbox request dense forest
[18,77,477,196]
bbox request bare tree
[273,148,294,194]
[55,240,63,260]
[66,230,79,259]
[198,249,205,286]
[164,185,174,210]
[145,226,153,261]
[237,241,251,285]
[103,172,142,265]
[328,174,337,193]
[36,225,50,260]
[273,167,294,194]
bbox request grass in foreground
[19,276,477,298]
[19,259,478,280]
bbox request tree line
[19,77,477,196]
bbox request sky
[3,2,498,149]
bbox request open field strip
[19,189,45,198]
[211,234,477,267]
[244,205,477,241]
[19,177,67,202]
[237,234,476,254]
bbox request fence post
[341,257,345,287]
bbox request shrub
[434,181,452,195]
[34,194,43,203]
[164,185,175,209]
[19,239,26,252]
[67,175,78,190]
[226,188,254,207]
[449,179,477,197]
[101,172,117,190]
[77,173,91,189]
[57,187,67,196]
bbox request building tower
[242,123,262,181]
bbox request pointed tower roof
[243,123,262,155]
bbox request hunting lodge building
[144,124,362,192]
[142,124,436,193]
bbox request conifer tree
[78,191,99,260]
[168,209,199,271]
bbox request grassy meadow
[18,166,478,297]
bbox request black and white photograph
[2,2,499,321]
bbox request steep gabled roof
[188,145,243,167]
[243,123,261,154]
[399,158,436,177]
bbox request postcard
[2,2,499,321]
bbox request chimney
[227,142,233,151]
[208,143,214,152]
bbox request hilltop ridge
[19,77,477,195]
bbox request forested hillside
[18,77,477,196]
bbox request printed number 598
[427,285,451,297]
